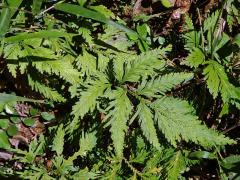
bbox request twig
[223,122,240,134]
[37,0,65,17]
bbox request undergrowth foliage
[0,0,239,179]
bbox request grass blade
[0,7,11,38]
[32,0,43,15]
[0,93,44,104]
[7,0,23,17]
[4,30,76,42]
[55,3,138,38]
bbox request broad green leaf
[4,104,16,115]
[68,77,110,133]
[10,116,21,123]
[0,131,10,149]
[30,108,39,116]
[23,118,35,127]
[4,30,75,42]
[7,124,18,136]
[55,3,138,38]
[183,15,200,51]
[159,0,174,8]
[41,112,55,121]
[221,155,240,172]
[188,151,216,160]
[0,119,9,129]
[137,24,148,38]
[33,57,80,84]
[0,93,43,104]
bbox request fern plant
[0,0,238,179]
[11,125,97,180]
[70,45,234,159]
[183,7,240,115]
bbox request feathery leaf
[153,97,235,147]
[70,76,110,131]
[204,60,239,102]
[185,48,205,68]
[52,124,65,156]
[28,75,65,102]
[106,88,133,158]
[137,102,161,150]
[161,151,186,180]
[122,48,168,82]
[33,56,80,84]
[138,72,193,97]
[68,131,97,162]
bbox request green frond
[144,150,162,174]
[28,46,57,59]
[114,52,136,81]
[79,131,97,156]
[153,97,235,147]
[203,10,220,33]
[137,102,160,150]
[122,48,170,82]
[184,14,194,32]
[161,151,186,180]
[68,131,97,162]
[138,72,193,97]
[183,15,200,51]
[97,53,110,72]
[4,43,28,77]
[28,75,66,102]
[75,48,97,76]
[70,77,110,131]
[203,61,225,98]
[52,124,65,156]
[33,55,80,84]
[204,60,239,103]
[79,27,94,46]
[7,63,18,78]
[185,48,205,68]
[226,0,239,32]
[72,168,97,180]
[106,88,133,158]
[232,100,240,110]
